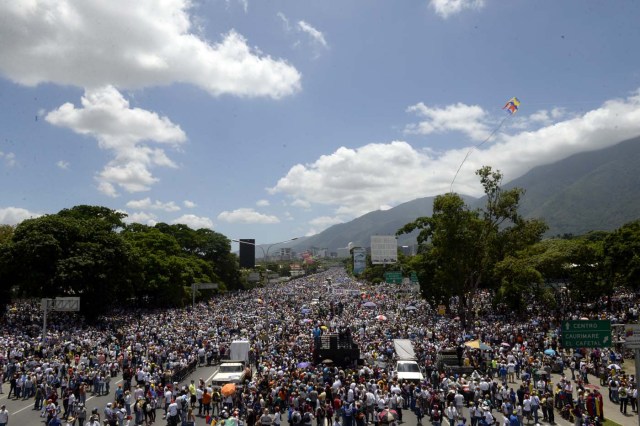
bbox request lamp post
[231,237,300,284]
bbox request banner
[353,247,366,275]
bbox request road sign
[410,272,418,283]
[623,324,640,349]
[41,298,54,311]
[195,283,218,290]
[561,320,611,348]
[54,297,80,311]
[384,271,402,284]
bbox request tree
[398,166,547,326]
[603,220,640,290]
[154,224,241,290]
[121,225,217,306]
[5,209,134,320]
[0,225,15,314]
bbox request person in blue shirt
[48,414,62,426]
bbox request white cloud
[0,207,41,225]
[297,21,328,49]
[291,199,311,209]
[256,199,270,207]
[217,208,280,224]
[303,216,345,237]
[405,102,490,141]
[46,86,186,195]
[0,151,16,167]
[126,197,181,212]
[226,0,248,13]
[56,160,70,170]
[0,1,300,99]
[183,200,196,208]
[309,215,344,230]
[171,214,214,229]
[97,182,118,198]
[277,12,291,31]
[529,107,567,125]
[123,211,158,226]
[430,0,485,19]
[271,90,640,217]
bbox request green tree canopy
[398,166,547,326]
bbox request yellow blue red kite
[503,97,520,115]
[450,96,521,192]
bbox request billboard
[239,239,255,268]
[371,235,398,265]
[353,247,366,275]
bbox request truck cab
[393,339,424,384]
[211,360,249,387]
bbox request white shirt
[0,408,9,423]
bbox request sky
[1,0,640,249]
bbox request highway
[0,363,220,426]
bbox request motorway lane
[0,363,221,426]
[1,363,577,426]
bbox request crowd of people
[0,267,638,426]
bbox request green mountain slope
[292,136,640,252]
[507,136,640,236]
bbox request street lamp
[231,237,300,284]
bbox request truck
[211,340,252,387]
[393,339,424,383]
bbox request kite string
[449,115,510,193]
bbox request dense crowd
[0,268,638,426]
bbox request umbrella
[404,305,418,311]
[378,409,398,423]
[363,301,377,308]
[584,384,600,390]
[500,342,511,348]
[464,340,491,351]
[221,383,236,397]
[219,418,239,426]
[320,325,328,330]
[608,364,622,370]
[322,359,334,365]
[544,349,556,356]
[297,362,311,369]
[376,315,388,321]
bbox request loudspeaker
[239,239,255,269]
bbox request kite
[502,97,521,115]
[450,97,520,192]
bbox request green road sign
[561,320,611,348]
[410,272,418,283]
[384,271,403,284]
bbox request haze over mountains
[286,136,640,253]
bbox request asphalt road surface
[3,364,619,426]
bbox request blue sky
[1,0,640,249]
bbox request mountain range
[280,136,640,253]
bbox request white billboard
[371,235,398,265]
